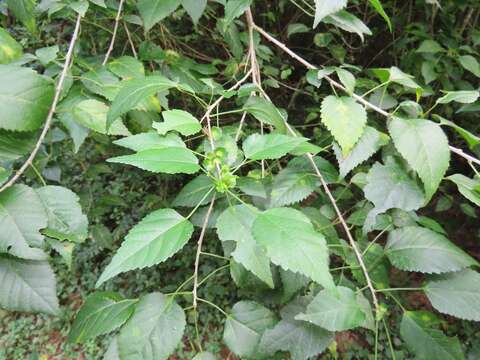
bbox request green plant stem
[186,187,215,219]
[30,164,47,187]
[383,318,397,360]
[197,264,230,288]
[375,287,423,293]
[197,298,228,317]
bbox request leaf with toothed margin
[269,167,317,207]
[96,209,194,286]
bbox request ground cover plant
[1,0,480,359]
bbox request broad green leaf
[458,55,480,77]
[68,292,137,343]
[372,66,420,88]
[117,293,186,360]
[114,132,186,152]
[296,286,366,331]
[243,134,308,160]
[242,96,287,132]
[437,90,480,104]
[259,296,333,360]
[313,0,347,28]
[0,27,22,64]
[0,257,58,315]
[216,205,273,288]
[345,242,390,289]
[320,96,367,155]
[73,100,130,136]
[287,23,310,37]
[70,0,89,16]
[435,115,480,150]
[388,117,450,201]
[385,226,478,273]
[35,45,59,65]
[7,0,36,34]
[0,129,35,162]
[96,209,194,286]
[400,311,465,360]
[153,109,202,136]
[368,0,392,30]
[36,186,88,243]
[0,185,47,260]
[336,68,355,94]
[424,269,480,321]
[447,174,480,206]
[287,156,339,184]
[417,40,444,53]
[334,126,389,178]
[173,175,214,207]
[223,300,277,358]
[107,147,200,174]
[324,11,372,41]
[81,67,120,101]
[107,75,177,128]
[269,168,316,207]
[107,56,145,79]
[181,0,207,25]
[137,0,181,31]
[252,207,334,289]
[223,0,253,30]
[0,65,54,131]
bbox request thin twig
[192,195,216,309]
[0,14,82,193]
[102,0,125,65]
[123,21,138,58]
[252,23,480,166]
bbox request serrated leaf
[223,300,277,358]
[253,207,334,289]
[217,205,273,287]
[153,109,201,136]
[324,10,372,41]
[321,95,367,155]
[181,0,207,25]
[458,55,480,77]
[107,56,145,80]
[137,0,181,31]
[385,226,478,274]
[36,186,88,243]
[68,292,137,343]
[400,311,465,360]
[0,27,22,64]
[388,117,450,201]
[334,126,389,178]
[243,134,308,160]
[173,175,214,207]
[96,209,194,286]
[296,286,366,331]
[0,65,54,131]
[424,269,480,321]
[107,75,177,128]
[0,257,58,315]
[117,292,186,360]
[242,96,287,132]
[81,67,120,101]
[0,129,36,162]
[269,168,316,207]
[313,0,347,28]
[223,0,252,30]
[437,90,479,104]
[114,132,186,152]
[447,174,480,206]
[0,185,47,260]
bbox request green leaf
[223,0,253,30]
[70,0,89,16]
[313,0,347,28]
[114,132,186,152]
[320,96,367,155]
[137,0,181,31]
[259,296,334,360]
[458,55,480,77]
[253,207,334,289]
[447,174,480,206]
[74,99,130,136]
[107,75,177,129]
[388,117,450,201]
[153,109,202,136]
[35,45,59,65]
[192,353,216,360]
[0,27,22,64]
[0,65,54,131]
[36,186,88,243]
[324,10,372,41]
[437,90,480,104]
[336,68,356,94]
[117,293,186,360]
[173,175,214,207]
[243,134,308,160]
[0,257,58,315]
[385,226,478,274]
[334,126,389,178]
[68,292,137,343]
[107,56,145,80]
[242,96,287,133]
[435,115,480,150]
[0,129,36,162]
[368,0,392,31]
[417,40,444,53]
[400,311,465,360]
[107,146,200,174]
[46,238,74,270]
[270,168,317,207]
[7,0,36,34]
[287,23,310,37]
[181,0,207,25]
[216,205,274,288]
[81,67,120,101]
[424,269,480,321]
[223,300,277,358]
[0,185,47,260]
[296,286,366,331]
[96,209,194,286]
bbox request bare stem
[0,14,83,193]
[102,0,125,65]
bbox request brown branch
[102,0,125,65]
[0,14,83,193]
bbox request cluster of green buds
[203,147,237,193]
